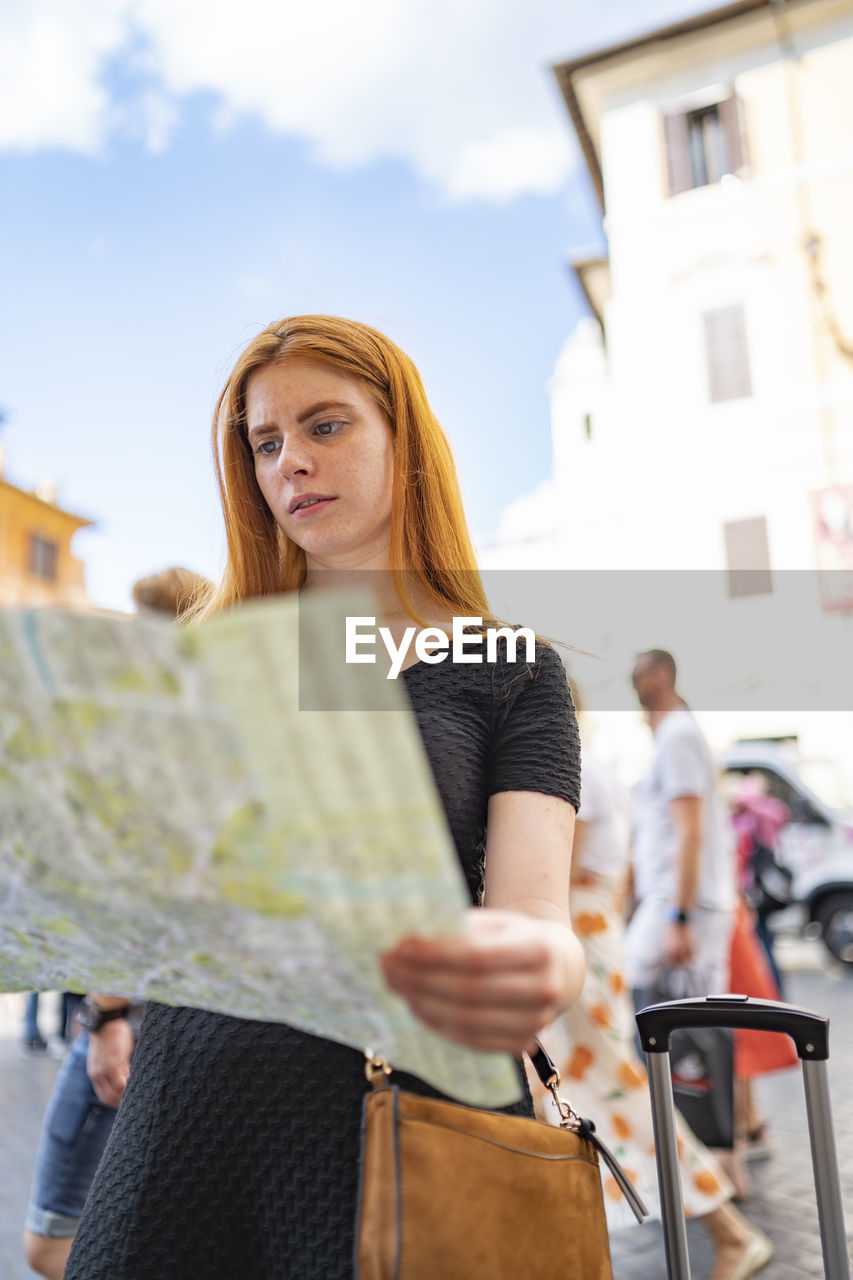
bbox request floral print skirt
[528,871,733,1231]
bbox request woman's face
[245,358,395,571]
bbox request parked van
[719,739,853,964]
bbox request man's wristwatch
[668,907,692,926]
[77,997,131,1034]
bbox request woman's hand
[86,1019,134,1108]
[381,908,582,1057]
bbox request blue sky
[0,0,712,609]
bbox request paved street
[0,942,851,1280]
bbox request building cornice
[0,477,94,529]
[553,0,775,209]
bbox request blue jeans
[24,992,42,1042]
[26,1034,117,1237]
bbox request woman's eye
[256,440,280,455]
[314,420,343,437]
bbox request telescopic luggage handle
[636,993,829,1059]
[636,995,851,1280]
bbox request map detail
[0,593,519,1107]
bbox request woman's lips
[291,497,337,518]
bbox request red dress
[729,895,798,1078]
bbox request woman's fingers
[382,958,560,1013]
[381,945,563,1053]
[379,909,577,1054]
[382,909,555,979]
[90,1067,127,1108]
[402,993,551,1054]
[384,934,549,977]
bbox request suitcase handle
[635,994,829,1060]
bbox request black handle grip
[635,994,829,1060]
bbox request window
[663,92,745,195]
[703,304,752,403]
[29,534,58,581]
[687,106,728,187]
[724,516,772,598]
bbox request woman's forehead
[245,358,371,418]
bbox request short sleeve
[487,641,580,811]
[658,728,705,801]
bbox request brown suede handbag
[355,1044,646,1279]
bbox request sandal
[743,1123,773,1163]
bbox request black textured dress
[65,642,580,1280]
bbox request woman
[531,737,773,1280]
[728,775,798,1173]
[65,316,585,1280]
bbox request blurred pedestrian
[726,775,798,1173]
[625,649,735,1007]
[63,315,586,1280]
[20,993,49,1056]
[23,567,210,1280]
[728,893,797,1171]
[20,993,76,1060]
[730,773,792,996]
[130,565,209,617]
[625,651,759,1210]
[532,690,772,1279]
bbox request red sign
[813,485,853,611]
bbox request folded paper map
[0,592,520,1106]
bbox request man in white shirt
[625,649,734,1006]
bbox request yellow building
[0,454,92,606]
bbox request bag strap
[528,1040,561,1089]
[577,1122,648,1223]
[529,1041,648,1224]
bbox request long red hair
[196,315,490,623]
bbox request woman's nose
[276,433,313,478]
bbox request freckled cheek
[253,468,276,506]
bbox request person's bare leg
[735,1078,764,1139]
[700,1200,773,1280]
[23,1229,73,1280]
[735,1077,749,1141]
[710,1144,752,1199]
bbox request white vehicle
[719,739,853,965]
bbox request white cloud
[494,479,560,544]
[446,128,574,203]
[0,0,130,152]
[0,0,712,199]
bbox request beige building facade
[480,0,853,776]
[487,0,853,575]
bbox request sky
[0,0,714,610]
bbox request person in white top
[625,649,735,1001]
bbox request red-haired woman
[65,317,585,1280]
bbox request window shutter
[717,91,746,173]
[703,304,752,402]
[724,516,772,598]
[663,111,692,196]
[28,534,58,581]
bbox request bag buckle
[364,1047,392,1088]
[545,1069,581,1131]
